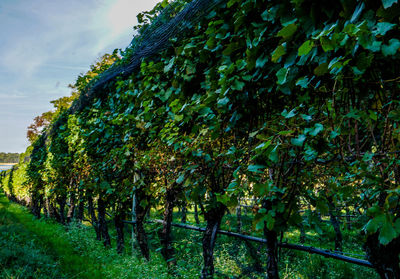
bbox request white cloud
[1,41,46,78]
[89,0,161,54]
[0,0,162,152]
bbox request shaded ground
[0,192,170,279]
[0,192,100,279]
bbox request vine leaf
[373,22,396,36]
[320,37,334,52]
[248,164,266,173]
[305,123,324,136]
[382,39,400,56]
[272,44,286,62]
[281,108,297,119]
[379,221,398,245]
[382,0,398,9]
[277,23,298,40]
[276,68,289,84]
[298,40,314,56]
[291,134,306,146]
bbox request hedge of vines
[2,0,400,278]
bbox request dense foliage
[2,0,400,278]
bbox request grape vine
[2,0,400,278]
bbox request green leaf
[365,40,382,52]
[100,181,110,190]
[291,134,306,146]
[255,219,265,230]
[351,2,365,23]
[364,218,380,234]
[277,23,298,39]
[276,68,289,84]
[236,59,247,70]
[367,205,382,216]
[254,183,267,196]
[362,152,374,162]
[296,77,309,89]
[298,40,314,56]
[352,67,364,75]
[382,0,398,9]
[258,208,267,214]
[306,123,324,136]
[261,9,270,21]
[369,110,378,121]
[140,199,148,208]
[248,164,266,173]
[388,110,400,120]
[223,42,239,55]
[216,194,230,205]
[106,188,114,194]
[266,212,275,230]
[382,39,400,56]
[174,114,183,122]
[256,55,268,68]
[356,52,373,70]
[206,37,216,49]
[271,44,286,63]
[161,0,169,8]
[164,57,175,72]
[373,22,396,36]
[328,56,343,69]
[379,220,398,245]
[320,37,334,52]
[281,108,297,118]
[217,97,230,106]
[255,140,272,150]
[314,63,328,76]
[176,174,185,184]
[304,145,318,161]
[227,0,239,8]
[269,146,279,163]
[249,131,259,138]
[232,79,245,91]
[343,24,360,36]
[395,218,400,234]
[301,114,312,121]
[227,181,237,192]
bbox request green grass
[0,192,170,279]
[0,194,66,278]
[164,207,379,279]
[0,193,380,278]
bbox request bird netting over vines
[5,0,400,278]
[69,0,224,114]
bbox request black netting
[69,0,224,114]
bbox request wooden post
[194,203,200,224]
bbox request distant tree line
[0,153,20,163]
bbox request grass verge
[0,192,380,278]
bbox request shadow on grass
[0,192,103,279]
[0,192,172,279]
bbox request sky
[0,0,160,153]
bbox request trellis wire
[122,219,373,268]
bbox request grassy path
[0,192,170,279]
[0,192,103,279]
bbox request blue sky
[0,0,160,153]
